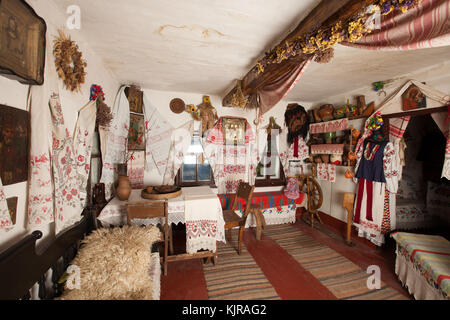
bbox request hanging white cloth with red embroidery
[49,93,97,234]
[0,178,13,230]
[73,101,98,206]
[143,95,174,176]
[202,118,257,193]
[100,86,130,199]
[27,41,58,230]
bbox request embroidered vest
[356,140,388,183]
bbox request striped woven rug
[202,231,280,300]
[263,224,407,300]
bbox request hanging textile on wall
[143,96,174,176]
[100,86,130,199]
[341,0,450,51]
[0,178,13,230]
[317,163,337,183]
[162,121,194,186]
[127,151,145,189]
[27,37,58,230]
[279,131,309,176]
[203,118,257,193]
[73,100,98,206]
[49,93,84,234]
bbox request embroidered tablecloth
[97,186,225,253]
[217,191,305,228]
[217,191,305,211]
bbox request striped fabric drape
[342,0,450,51]
[389,116,411,140]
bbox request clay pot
[318,104,335,121]
[117,175,131,201]
[348,151,357,160]
[345,169,355,179]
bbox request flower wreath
[53,30,87,92]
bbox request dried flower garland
[53,30,87,92]
[314,47,335,64]
[255,0,422,74]
[230,80,249,108]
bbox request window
[176,131,215,187]
[255,133,286,187]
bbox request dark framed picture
[402,84,426,111]
[125,85,144,114]
[0,104,29,186]
[222,117,246,145]
[128,113,146,150]
[6,197,18,225]
[0,0,46,85]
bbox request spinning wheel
[306,176,323,212]
[296,164,323,228]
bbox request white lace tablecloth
[97,186,226,253]
[98,189,186,227]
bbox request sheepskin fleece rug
[60,225,161,300]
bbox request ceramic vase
[116,175,131,201]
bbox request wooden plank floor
[160,220,411,300]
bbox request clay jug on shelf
[116,175,131,201]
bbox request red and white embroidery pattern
[50,94,84,234]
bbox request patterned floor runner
[263,224,407,300]
[202,230,280,300]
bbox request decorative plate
[170,98,186,114]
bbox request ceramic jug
[116,175,131,201]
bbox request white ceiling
[51,0,450,103]
[51,0,320,94]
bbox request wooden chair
[126,200,170,275]
[222,182,255,254]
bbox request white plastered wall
[0,0,120,252]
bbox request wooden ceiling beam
[223,0,374,107]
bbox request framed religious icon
[0,104,29,185]
[6,197,18,225]
[128,113,146,150]
[0,0,46,85]
[125,85,144,114]
[402,84,426,111]
[222,117,246,145]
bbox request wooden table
[124,189,219,275]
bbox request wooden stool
[250,205,266,240]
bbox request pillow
[59,225,161,300]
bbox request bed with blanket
[0,208,162,300]
[391,232,450,300]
